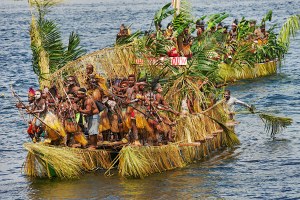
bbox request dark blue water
[1,0,300,199]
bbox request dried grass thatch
[23,143,83,179]
[109,132,225,178]
[70,148,111,170]
[23,143,112,179]
[219,61,277,82]
[106,144,185,178]
[49,43,137,93]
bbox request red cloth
[167,48,179,57]
[27,123,34,135]
[130,111,135,118]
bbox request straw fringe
[23,143,112,179]
[23,143,83,179]
[219,61,277,82]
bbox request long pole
[10,85,62,138]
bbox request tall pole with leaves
[28,0,86,88]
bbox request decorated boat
[19,0,299,179]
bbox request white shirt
[226,96,250,112]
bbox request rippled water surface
[0,0,300,199]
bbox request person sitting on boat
[116,24,130,41]
[178,26,193,58]
[196,20,205,39]
[224,89,254,120]
[27,89,47,142]
[77,88,100,150]
[229,19,238,41]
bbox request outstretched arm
[234,98,251,109]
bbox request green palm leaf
[277,15,300,48]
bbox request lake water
[0,0,300,199]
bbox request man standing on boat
[224,90,254,119]
[77,88,100,149]
[28,89,47,141]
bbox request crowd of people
[117,18,269,60]
[17,65,187,149]
[16,63,254,149]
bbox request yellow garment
[44,112,66,141]
[74,132,88,146]
[99,112,110,133]
[136,113,145,129]
[94,74,109,95]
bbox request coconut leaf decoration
[259,114,293,137]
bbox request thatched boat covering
[105,131,225,178]
[23,143,111,179]
[219,61,277,81]
[22,125,228,179]
[48,44,278,90]
[49,44,137,93]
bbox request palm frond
[203,114,240,147]
[116,30,142,46]
[207,13,229,30]
[277,15,300,48]
[154,3,175,31]
[172,0,193,36]
[259,114,293,137]
[63,31,86,63]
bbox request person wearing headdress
[28,89,47,142]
